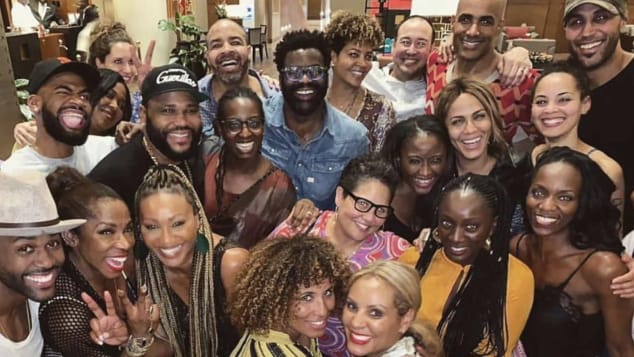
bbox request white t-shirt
[1,135,118,175]
[0,300,43,357]
[11,2,39,29]
[362,62,427,122]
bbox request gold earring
[484,237,491,251]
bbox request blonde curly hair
[230,236,351,335]
[324,11,384,54]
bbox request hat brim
[29,62,101,94]
[143,88,209,105]
[564,0,621,17]
[0,218,86,237]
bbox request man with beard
[564,0,634,232]
[262,30,369,210]
[89,63,207,211]
[0,170,84,356]
[2,58,115,175]
[425,0,540,152]
[198,18,276,139]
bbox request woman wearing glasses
[324,11,396,152]
[204,87,296,249]
[268,153,411,356]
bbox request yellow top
[399,246,534,356]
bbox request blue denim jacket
[198,69,275,138]
[262,93,369,210]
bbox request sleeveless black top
[519,237,604,357]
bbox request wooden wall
[506,0,634,53]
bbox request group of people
[1,0,634,356]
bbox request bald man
[426,0,539,151]
[198,19,276,138]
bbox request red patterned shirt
[425,49,540,145]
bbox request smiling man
[2,58,115,175]
[0,170,85,356]
[198,19,276,139]
[564,0,634,231]
[262,30,369,210]
[89,63,208,212]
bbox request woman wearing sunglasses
[204,87,296,249]
[268,153,411,356]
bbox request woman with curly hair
[400,174,534,357]
[343,261,443,357]
[514,147,634,356]
[324,11,396,152]
[268,153,411,356]
[229,236,350,356]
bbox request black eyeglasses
[220,118,264,134]
[342,187,393,219]
[280,65,328,82]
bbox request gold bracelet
[125,334,154,357]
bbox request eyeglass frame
[279,65,329,82]
[341,186,393,219]
[219,118,264,134]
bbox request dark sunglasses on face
[220,118,264,134]
[280,65,328,82]
[342,187,393,219]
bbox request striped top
[230,330,322,357]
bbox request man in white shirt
[0,170,85,356]
[11,0,39,30]
[1,58,117,175]
[32,0,64,29]
[363,16,433,122]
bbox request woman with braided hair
[229,236,350,356]
[399,174,534,357]
[134,164,248,356]
[204,87,296,249]
[324,11,396,152]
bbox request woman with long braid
[400,174,534,357]
[84,164,248,356]
[134,164,248,356]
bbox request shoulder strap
[514,233,528,258]
[559,249,599,288]
[587,147,598,156]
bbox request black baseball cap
[28,58,100,94]
[141,63,208,105]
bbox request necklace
[343,88,363,117]
[0,301,31,339]
[142,136,193,183]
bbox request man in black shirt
[564,0,634,231]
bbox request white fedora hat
[0,170,86,237]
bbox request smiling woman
[399,174,534,357]
[229,237,350,357]
[204,87,296,249]
[325,11,396,152]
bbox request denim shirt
[198,69,275,138]
[262,93,369,210]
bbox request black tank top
[519,236,604,357]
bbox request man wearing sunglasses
[262,30,369,210]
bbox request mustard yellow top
[399,246,534,356]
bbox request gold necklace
[343,88,363,117]
[142,136,193,183]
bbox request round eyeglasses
[220,119,264,134]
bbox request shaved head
[457,0,507,20]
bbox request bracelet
[125,334,154,357]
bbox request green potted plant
[158,13,207,78]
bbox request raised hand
[133,40,156,86]
[81,291,128,346]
